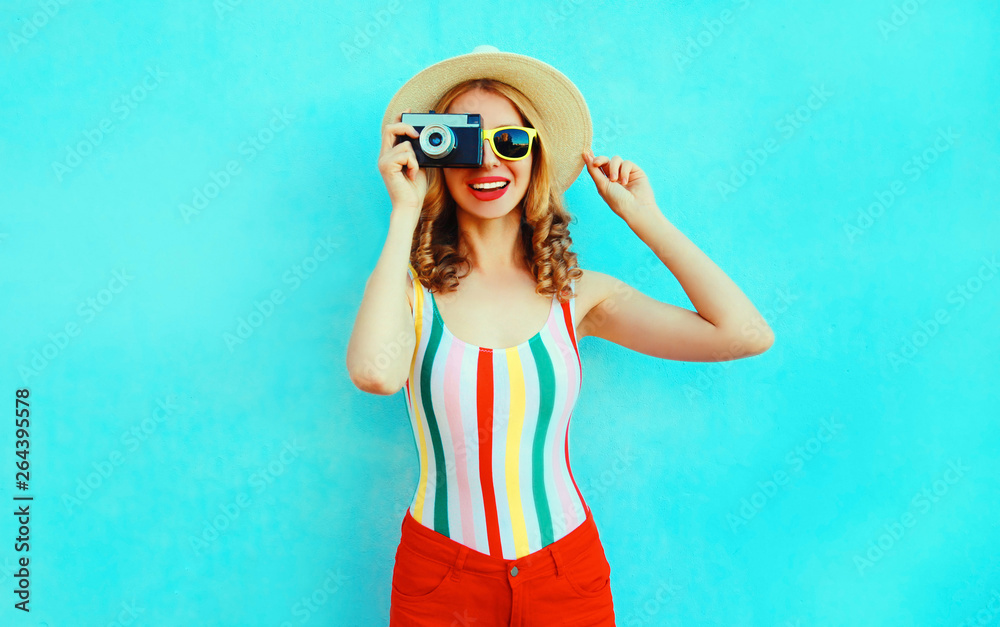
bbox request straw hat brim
[381,46,592,196]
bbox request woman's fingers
[619,162,633,186]
[382,123,417,154]
[606,155,624,182]
[381,108,418,153]
[589,154,610,179]
[587,152,633,186]
[378,138,418,179]
[584,151,608,182]
[592,155,629,183]
[389,140,419,181]
[406,150,418,181]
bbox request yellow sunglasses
[481,126,538,161]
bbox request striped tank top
[402,264,589,559]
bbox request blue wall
[1,1,998,625]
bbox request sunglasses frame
[481,126,538,162]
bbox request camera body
[399,111,483,168]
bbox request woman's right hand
[378,108,428,219]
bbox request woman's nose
[481,137,500,166]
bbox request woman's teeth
[470,181,509,190]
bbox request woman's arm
[578,150,774,361]
[578,208,774,361]
[345,210,418,395]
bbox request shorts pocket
[391,543,456,599]
[562,547,612,598]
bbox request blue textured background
[1,1,998,625]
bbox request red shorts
[389,507,616,626]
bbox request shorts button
[510,566,519,576]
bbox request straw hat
[381,45,592,195]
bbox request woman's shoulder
[570,267,618,335]
[572,266,615,298]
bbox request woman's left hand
[582,148,658,221]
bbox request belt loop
[451,546,469,581]
[549,544,566,578]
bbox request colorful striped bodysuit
[402,264,589,560]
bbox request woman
[347,46,774,626]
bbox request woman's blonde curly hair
[410,78,583,303]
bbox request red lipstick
[466,176,510,201]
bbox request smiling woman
[347,43,772,626]
[420,77,580,303]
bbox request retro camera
[398,111,483,168]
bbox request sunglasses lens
[494,128,532,159]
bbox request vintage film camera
[398,111,483,168]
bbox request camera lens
[420,124,455,159]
